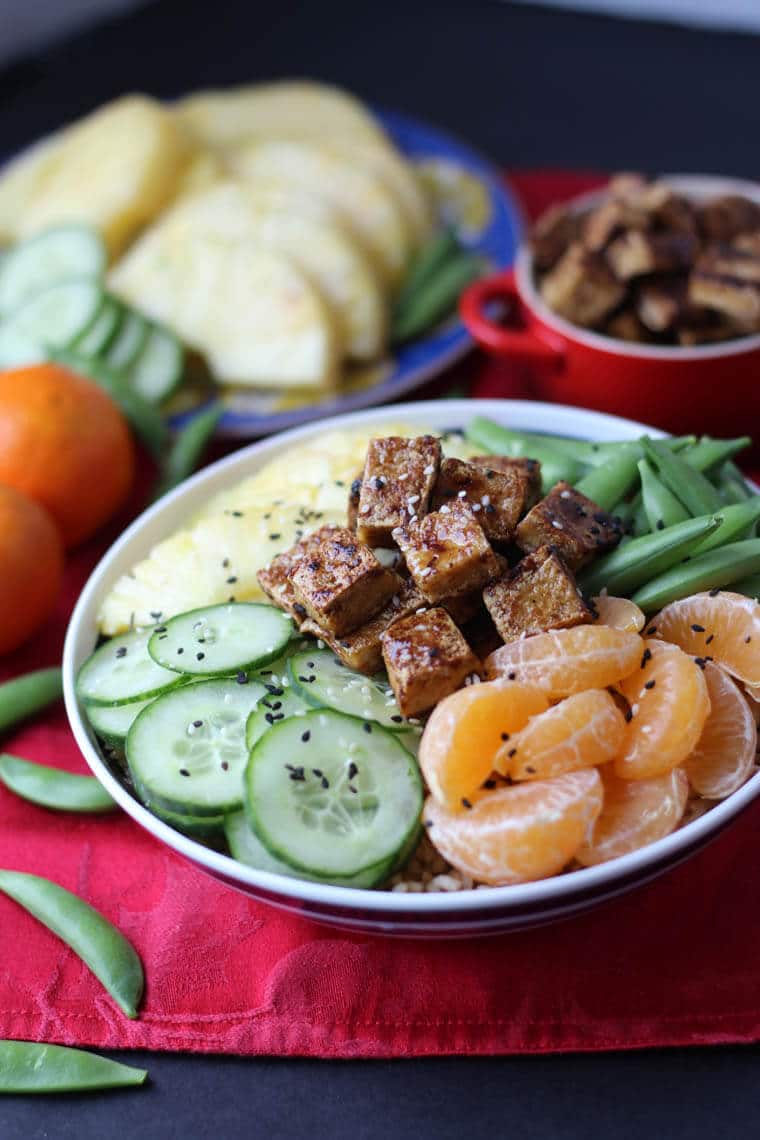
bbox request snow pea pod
[464,417,581,491]
[690,499,760,555]
[0,1040,146,1093]
[0,870,144,1019]
[642,437,724,515]
[716,460,753,504]
[579,514,721,597]
[575,443,641,511]
[393,226,459,313]
[0,753,116,814]
[0,668,62,735]
[152,401,223,502]
[392,251,483,343]
[681,436,751,474]
[632,539,760,611]
[638,458,689,531]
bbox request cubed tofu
[606,230,697,281]
[393,501,501,603]
[355,435,441,546]
[431,457,529,543]
[483,545,592,643]
[381,607,480,717]
[257,524,342,625]
[689,246,760,327]
[531,203,583,271]
[301,579,424,675]
[539,242,626,327]
[470,456,542,509]
[291,527,400,637]
[515,482,623,570]
[698,195,760,243]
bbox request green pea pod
[642,437,723,515]
[0,753,116,814]
[152,402,223,501]
[465,418,595,464]
[393,227,460,312]
[0,669,62,735]
[464,417,582,491]
[631,496,652,537]
[733,573,760,600]
[638,458,690,531]
[681,436,751,473]
[0,1040,147,1093]
[392,252,483,344]
[0,870,144,1019]
[689,498,760,555]
[578,514,721,597]
[575,443,641,512]
[716,460,753,504]
[632,538,760,611]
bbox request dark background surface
[2,2,760,1136]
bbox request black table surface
[2,3,760,1137]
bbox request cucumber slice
[74,295,122,357]
[84,696,154,745]
[6,278,105,350]
[76,628,183,707]
[224,810,393,887]
[0,225,106,316]
[105,309,149,370]
[128,323,183,403]
[126,677,266,816]
[245,708,423,879]
[148,603,293,677]
[245,685,314,751]
[0,321,44,367]
[145,799,225,841]
[287,649,410,730]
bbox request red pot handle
[460,268,565,369]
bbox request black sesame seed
[222,558,230,568]
[423,819,434,828]
[691,624,706,633]
[312,768,323,778]
[641,649,652,668]
[481,779,497,790]
[500,732,510,742]
[298,675,309,683]
[348,762,358,780]
[349,785,358,794]
[746,636,753,644]
[644,679,656,690]
[228,596,236,603]
[150,611,163,621]
[646,626,658,636]
[656,519,665,531]
[525,766,536,774]
[271,701,282,711]
[115,646,127,658]
[237,671,249,685]
[226,576,238,584]
[179,768,190,777]
[461,797,472,810]
[289,771,306,782]
[269,533,281,541]
[508,748,517,758]
[154,626,167,634]
[192,720,203,728]
[363,722,372,734]
[320,777,330,789]
[265,713,274,724]
[177,647,184,655]
[391,715,403,724]
[709,587,721,597]
[301,731,311,743]
[694,657,707,670]
[624,709,633,723]
[508,672,516,681]
[265,684,283,696]
[196,652,205,661]
[705,634,714,645]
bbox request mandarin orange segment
[423,768,603,886]
[483,625,643,698]
[615,639,710,780]
[418,680,549,810]
[651,591,760,687]
[496,689,625,782]
[575,766,688,866]
[685,662,757,799]
[593,594,645,633]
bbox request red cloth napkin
[2,171,760,1059]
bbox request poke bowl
[62,399,760,937]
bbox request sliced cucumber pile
[76,628,183,707]
[245,684,313,751]
[147,603,293,677]
[83,696,154,746]
[0,224,183,404]
[287,649,411,731]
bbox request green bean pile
[466,416,760,612]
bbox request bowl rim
[63,397,760,915]
[515,172,760,362]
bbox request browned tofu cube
[531,203,583,272]
[381,608,480,717]
[301,579,425,675]
[438,590,484,627]
[689,246,760,328]
[483,545,592,643]
[431,457,529,543]
[393,501,501,603]
[470,456,542,509]
[698,195,760,243]
[291,528,401,637]
[356,435,441,546]
[257,524,342,625]
[347,472,363,532]
[540,242,626,327]
[606,230,697,281]
[605,306,652,343]
[515,482,623,570]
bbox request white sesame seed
[399,472,408,481]
[439,504,451,514]
[423,464,435,475]
[317,639,325,649]
[631,703,640,717]
[457,490,467,498]
[415,607,427,614]
[560,489,572,499]
[551,520,564,530]
[481,495,491,506]
[408,494,420,505]
[391,595,400,608]
[472,503,482,512]
[641,724,652,734]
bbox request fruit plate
[63,399,760,937]
[167,110,523,438]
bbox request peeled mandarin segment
[575,766,688,866]
[418,680,549,810]
[423,769,603,886]
[615,639,711,780]
[650,590,760,687]
[483,626,643,699]
[496,689,626,781]
[593,595,646,633]
[685,662,758,799]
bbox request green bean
[0,669,62,735]
[579,514,721,597]
[715,460,753,504]
[0,870,144,1018]
[392,252,483,344]
[578,434,696,468]
[642,437,723,515]
[690,499,760,555]
[733,573,760,600]
[464,417,581,491]
[0,1040,147,1093]
[638,458,690,531]
[681,436,751,474]
[632,539,760,611]
[153,401,223,501]
[575,443,641,511]
[464,419,592,464]
[394,226,460,312]
[0,753,116,814]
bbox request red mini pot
[460,175,760,443]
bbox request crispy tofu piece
[393,501,501,603]
[698,195,760,243]
[483,545,592,643]
[470,456,542,508]
[531,203,583,272]
[605,305,652,343]
[381,607,480,717]
[606,230,697,280]
[347,472,363,532]
[439,589,484,627]
[291,527,401,637]
[689,247,760,327]
[257,523,342,625]
[582,199,648,252]
[734,232,760,258]
[356,435,441,546]
[302,578,424,675]
[431,457,530,543]
[515,481,623,570]
[540,242,626,327]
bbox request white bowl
[63,399,760,937]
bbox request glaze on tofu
[470,455,542,508]
[301,579,424,675]
[515,482,622,571]
[381,607,480,717]
[257,524,342,626]
[291,527,401,637]
[483,545,592,643]
[431,457,532,544]
[355,435,441,546]
[392,500,501,603]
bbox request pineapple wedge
[0,132,63,243]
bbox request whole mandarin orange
[0,482,64,654]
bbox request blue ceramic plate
[168,109,523,438]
